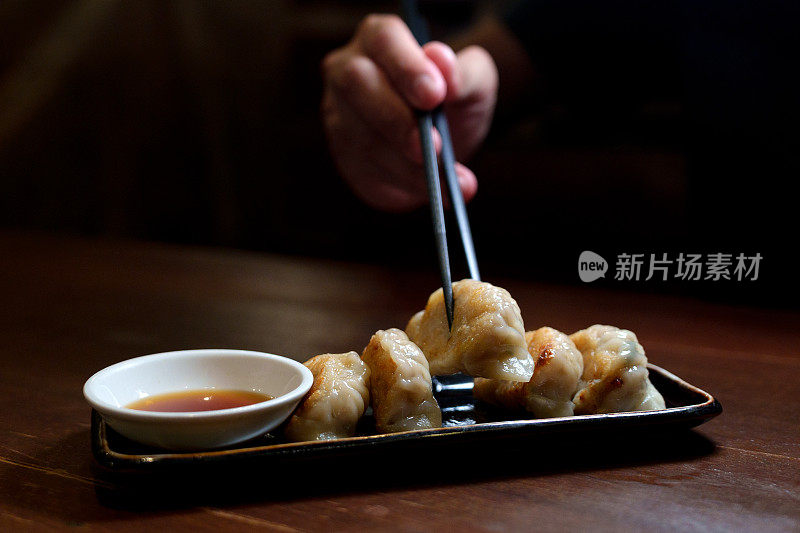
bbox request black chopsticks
[402,0,480,330]
[433,112,480,282]
[416,112,455,328]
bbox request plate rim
[91,363,722,470]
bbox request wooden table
[1,231,798,531]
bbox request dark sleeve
[502,0,682,104]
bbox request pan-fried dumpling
[284,352,370,442]
[361,328,442,433]
[473,327,584,418]
[570,325,666,414]
[406,279,534,382]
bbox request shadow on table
[93,427,716,512]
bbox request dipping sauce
[127,389,273,412]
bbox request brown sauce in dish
[127,390,273,412]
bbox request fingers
[324,95,430,212]
[423,41,461,102]
[320,14,487,212]
[324,93,477,212]
[442,163,478,209]
[324,49,416,154]
[354,14,446,110]
[406,126,442,165]
[452,45,498,105]
[455,162,478,203]
[324,47,442,163]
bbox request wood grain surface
[0,231,798,531]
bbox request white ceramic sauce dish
[83,349,313,450]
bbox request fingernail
[412,74,442,104]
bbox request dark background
[0,1,795,306]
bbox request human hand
[322,14,498,212]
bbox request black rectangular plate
[91,364,721,473]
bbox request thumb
[450,45,498,106]
[444,45,498,160]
